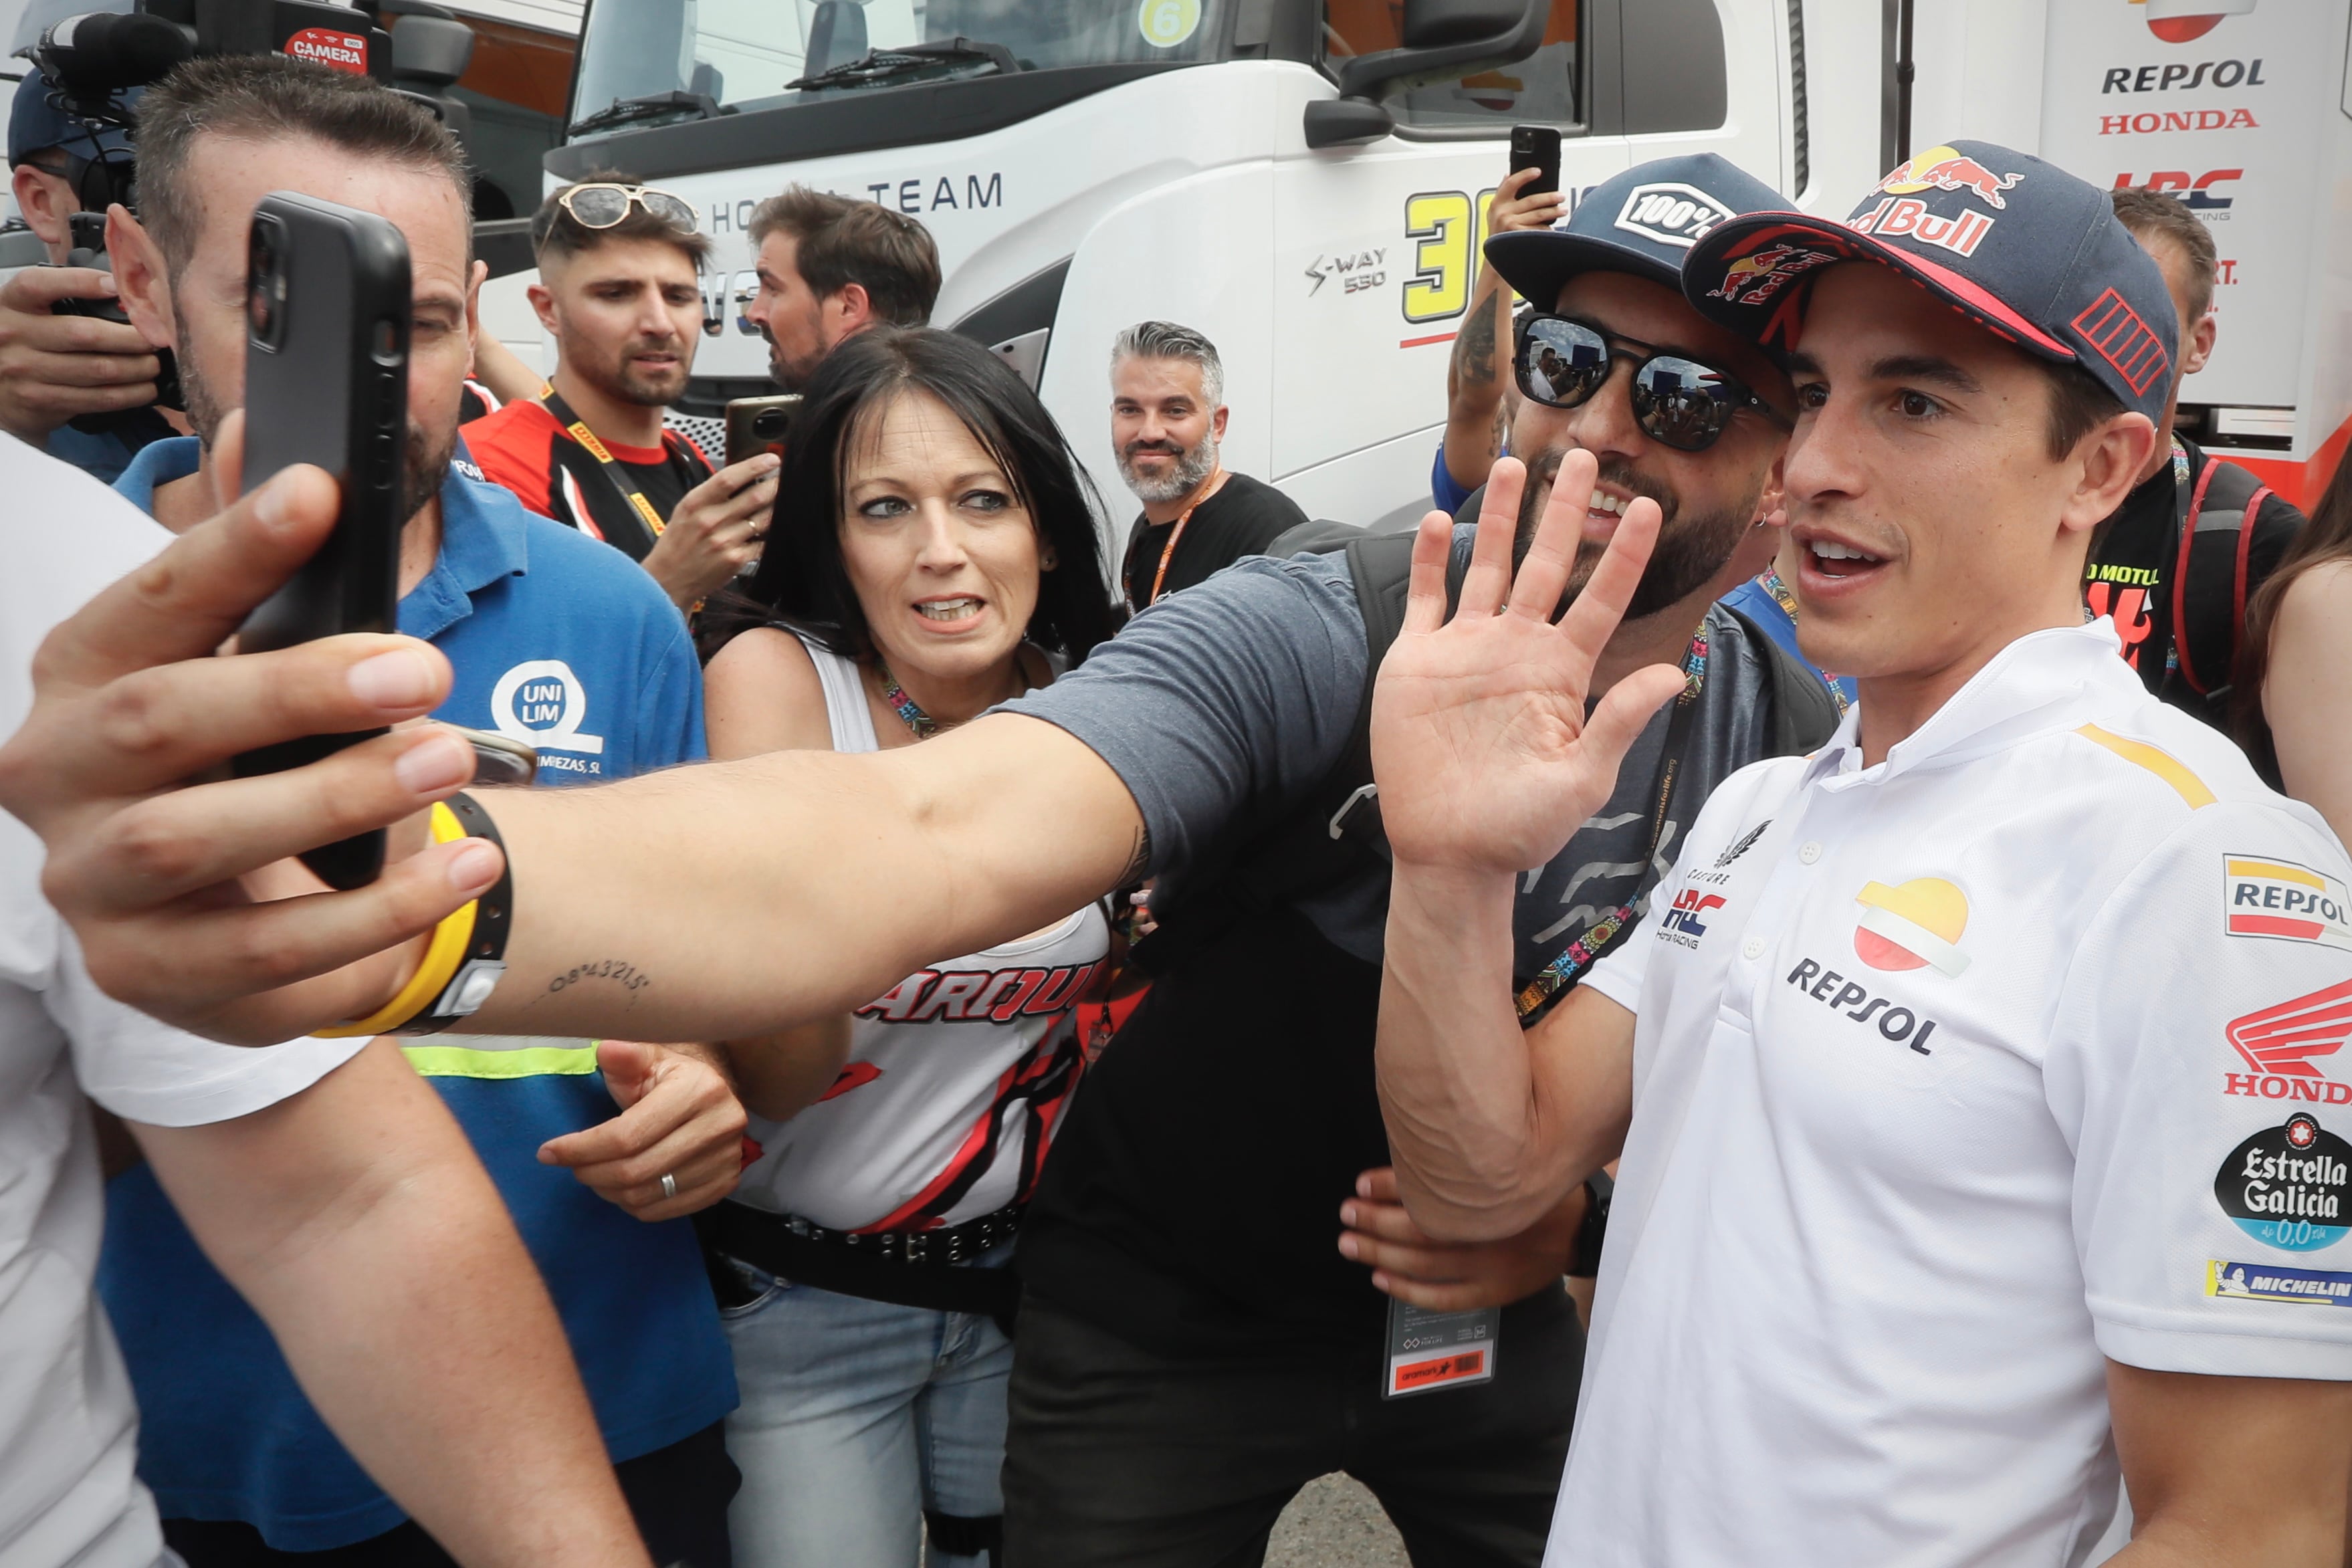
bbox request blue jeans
[720,1249,1013,1568]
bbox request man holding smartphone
[465,177,782,611]
[1,152,1826,1568]
[90,55,746,1568]
[1429,135,1568,516]
[0,72,180,481]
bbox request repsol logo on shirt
[859,960,1104,1025]
[1785,958,1940,1054]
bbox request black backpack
[2170,451,2280,713]
[1132,520,1840,974]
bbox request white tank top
[732,634,1111,1232]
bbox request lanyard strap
[1129,466,1224,611]
[542,386,669,538]
[1513,624,1711,1020]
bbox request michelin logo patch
[492,658,606,772]
[1614,183,1737,249]
[2208,1258,2352,1308]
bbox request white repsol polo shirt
[1564,620,2352,1567]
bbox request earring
[1041,548,1059,570]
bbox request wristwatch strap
[397,791,513,1034]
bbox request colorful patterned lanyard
[1513,624,1710,1021]
[877,659,941,739]
[1757,566,1849,713]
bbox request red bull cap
[1679,138,2179,425]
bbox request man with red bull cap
[1368,140,2352,1563]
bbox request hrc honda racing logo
[490,659,607,775]
[2223,978,2352,1107]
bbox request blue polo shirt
[98,437,734,1549]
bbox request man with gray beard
[1109,320,1307,610]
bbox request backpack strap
[1722,605,1842,754]
[2171,454,2270,698]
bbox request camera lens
[754,408,789,440]
[247,215,281,346]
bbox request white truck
[540,0,2352,532]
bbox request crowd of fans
[0,43,2348,1568]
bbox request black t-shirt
[1006,541,1824,1356]
[1119,470,1311,608]
[2082,437,2303,724]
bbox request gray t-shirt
[1006,533,1781,986]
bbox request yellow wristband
[313,802,479,1039]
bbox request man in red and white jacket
[466,175,779,609]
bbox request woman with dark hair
[2242,455,2352,845]
[699,327,1120,1568]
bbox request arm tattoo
[1454,303,1499,388]
[544,958,651,998]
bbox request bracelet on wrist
[311,792,513,1039]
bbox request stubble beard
[1119,432,1218,504]
[1516,446,1761,623]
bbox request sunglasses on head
[1513,314,1790,453]
[557,182,700,234]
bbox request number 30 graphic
[1402,188,1499,325]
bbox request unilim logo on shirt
[490,659,607,770]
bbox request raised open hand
[1370,453,1689,879]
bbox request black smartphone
[232,191,411,891]
[1509,124,1562,198]
[724,393,801,469]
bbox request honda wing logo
[2229,978,2352,1083]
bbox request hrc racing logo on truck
[2224,978,2352,1107]
[2222,856,2352,951]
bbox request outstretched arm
[134,1037,651,1568]
[1373,455,1680,1240]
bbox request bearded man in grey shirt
[7,157,1834,1568]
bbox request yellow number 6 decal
[1402,191,1472,324]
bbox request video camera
[15,0,478,429]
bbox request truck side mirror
[1303,0,1544,148]
[1337,0,1545,98]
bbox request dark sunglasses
[1513,314,1790,453]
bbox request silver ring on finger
[660,1171,678,1201]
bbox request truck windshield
[572,0,1227,128]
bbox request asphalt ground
[1265,1473,1410,1567]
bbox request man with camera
[465,177,781,612]
[93,53,745,1567]
[0,70,179,481]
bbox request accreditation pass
[1382,1299,1497,1399]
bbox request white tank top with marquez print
[731,634,1111,1234]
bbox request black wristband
[396,790,514,1035]
[1566,1168,1614,1278]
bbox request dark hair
[134,54,469,273]
[2236,455,2352,744]
[2040,358,2127,463]
[2111,186,2218,324]
[707,327,1120,667]
[746,186,939,326]
[531,171,713,269]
